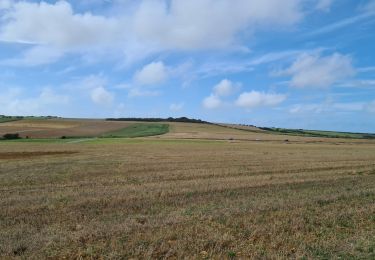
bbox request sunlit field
[1,121,374,258]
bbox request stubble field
[1,121,375,259]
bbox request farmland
[0,119,132,139]
[0,119,375,258]
[102,123,169,138]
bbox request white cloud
[90,87,114,105]
[213,79,239,97]
[278,53,355,88]
[203,94,223,109]
[202,79,240,109]
[316,0,334,12]
[0,87,69,116]
[134,61,168,85]
[236,91,286,109]
[170,102,184,112]
[0,0,305,65]
[0,46,64,66]
[69,74,108,90]
[133,0,302,50]
[0,0,13,10]
[0,1,119,48]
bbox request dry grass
[0,123,375,259]
[161,122,375,144]
[0,119,131,138]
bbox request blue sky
[0,0,375,132]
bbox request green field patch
[0,116,23,123]
[259,127,375,139]
[0,138,72,144]
[101,123,169,138]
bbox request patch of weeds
[227,250,236,258]
[185,191,196,198]
[308,245,331,259]
[216,215,228,225]
[13,245,27,256]
[126,177,142,185]
[57,195,70,205]
[226,190,238,197]
[183,208,194,216]
[359,191,373,198]
[336,214,354,228]
[357,171,365,176]
[317,199,331,207]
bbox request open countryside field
[0,119,132,139]
[1,120,375,258]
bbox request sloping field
[218,123,267,132]
[0,119,132,138]
[157,122,375,144]
[0,138,374,258]
[0,117,22,123]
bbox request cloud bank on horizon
[0,0,374,132]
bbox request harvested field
[158,122,375,145]
[0,151,79,160]
[0,119,132,138]
[1,124,375,258]
[218,123,267,132]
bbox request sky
[0,0,375,132]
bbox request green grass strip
[101,123,169,138]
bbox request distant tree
[3,133,20,140]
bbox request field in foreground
[1,123,375,258]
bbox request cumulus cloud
[0,0,13,10]
[0,1,119,48]
[203,79,240,109]
[0,0,305,65]
[277,53,355,88]
[213,79,239,97]
[90,87,114,105]
[134,61,168,85]
[236,91,286,109]
[133,0,302,50]
[0,87,69,115]
[203,94,223,109]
